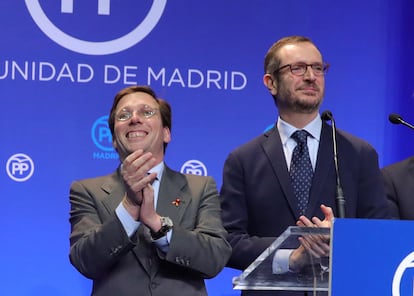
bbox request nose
[303,65,316,80]
[129,111,144,123]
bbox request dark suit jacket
[382,156,414,219]
[69,165,231,296]
[219,122,390,296]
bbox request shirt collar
[149,161,165,182]
[277,114,322,145]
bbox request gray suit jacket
[382,156,414,219]
[69,165,231,296]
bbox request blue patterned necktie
[289,130,314,215]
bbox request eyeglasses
[275,62,329,76]
[116,105,158,121]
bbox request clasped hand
[289,204,334,272]
[120,149,160,229]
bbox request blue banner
[331,219,414,295]
[1,1,413,295]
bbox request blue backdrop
[1,1,413,295]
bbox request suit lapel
[263,123,335,217]
[151,166,189,277]
[262,127,298,215]
[100,169,126,215]
[157,166,189,223]
[306,122,334,215]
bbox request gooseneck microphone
[389,113,414,130]
[321,110,346,218]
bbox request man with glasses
[219,36,390,295]
[69,85,231,296]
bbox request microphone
[321,110,346,218]
[389,113,414,130]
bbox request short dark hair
[264,36,317,75]
[108,85,172,152]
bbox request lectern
[233,219,414,295]
[233,226,330,293]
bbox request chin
[295,101,321,113]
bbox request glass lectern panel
[233,226,330,292]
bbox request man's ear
[263,74,277,96]
[163,127,171,144]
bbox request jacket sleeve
[69,180,136,279]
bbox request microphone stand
[322,111,346,218]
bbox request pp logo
[392,251,414,295]
[91,115,113,152]
[6,153,35,182]
[25,0,167,55]
[180,160,208,176]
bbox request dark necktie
[289,130,314,215]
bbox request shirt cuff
[152,230,172,253]
[272,249,294,274]
[115,202,140,237]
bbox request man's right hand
[289,205,334,272]
[120,149,158,220]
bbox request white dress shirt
[272,114,322,274]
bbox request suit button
[151,282,159,289]
[109,245,122,256]
[175,257,184,265]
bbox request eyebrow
[118,104,157,110]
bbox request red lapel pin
[171,198,181,207]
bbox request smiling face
[112,91,171,162]
[264,41,325,119]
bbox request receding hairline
[264,36,321,74]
